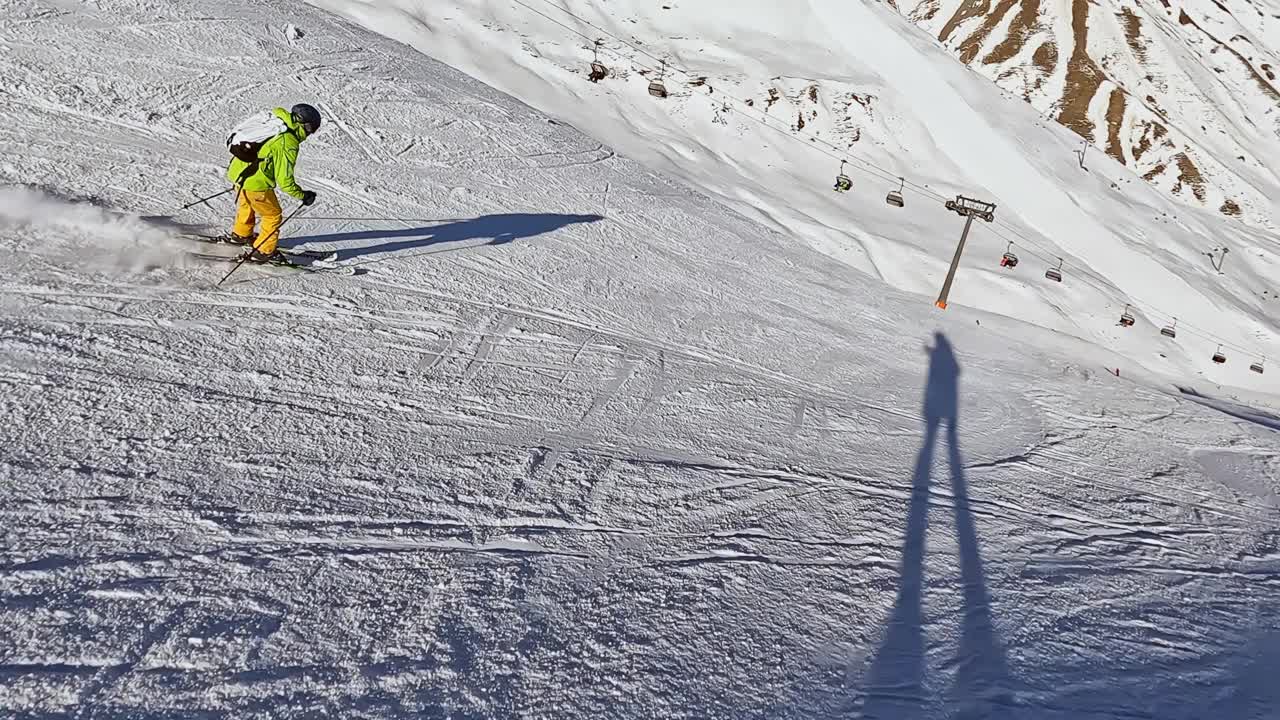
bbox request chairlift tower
[935,196,997,309]
[1207,245,1230,273]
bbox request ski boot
[193,232,252,246]
[204,232,252,246]
[241,249,293,266]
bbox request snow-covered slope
[3,0,1280,718]
[310,0,1280,396]
[904,0,1280,226]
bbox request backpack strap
[235,161,258,186]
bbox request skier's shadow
[285,213,604,261]
[859,332,1014,719]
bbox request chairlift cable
[510,0,1275,369]
[515,0,915,188]
[981,223,1262,356]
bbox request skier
[223,104,321,264]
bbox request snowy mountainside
[311,0,1280,395]
[2,0,1280,718]
[904,0,1280,226]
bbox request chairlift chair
[588,39,608,83]
[1251,358,1265,374]
[1160,318,1178,339]
[1119,304,1136,327]
[885,177,904,207]
[1045,257,1064,283]
[648,60,669,98]
[999,241,1019,269]
[833,160,852,193]
[1212,345,1227,364]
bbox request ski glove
[301,190,317,206]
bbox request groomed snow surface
[1,0,1279,718]
[311,0,1280,396]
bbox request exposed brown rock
[893,0,1276,220]
[1032,41,1058,75]
[1057,0,1105,140]
[1117,7,1147,62]
[1105,87,1126,163]
[1179,9,1280,100]
[956,0,1017,63]
[1174,152,1207,201]
[983,0,1041,65]
[1133,120,1167,161]
[939,0,993,44]
[911,0,941,22]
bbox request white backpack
[226,110,287,162]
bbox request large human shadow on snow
[285,213,604,261]
[859,332,1013,719]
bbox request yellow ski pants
[232,189,284,254]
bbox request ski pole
[181,187,234,211]
[217,204,309,287]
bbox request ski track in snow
[305,0,1280,399]
[1,0,1279,718]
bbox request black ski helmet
[291,103,322,135]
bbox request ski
[181,233,338,262]
[187,250,359,276]
[182,232,249,247]
[283,248,340,262]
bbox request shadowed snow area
[1,0,1278,718]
